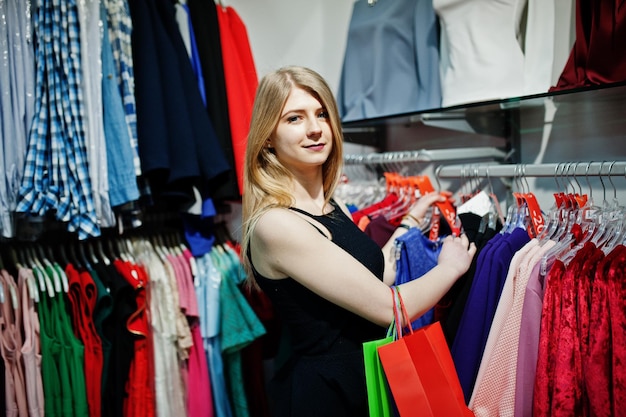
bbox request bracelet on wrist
[398,223,412,230]
[403,213,422,226]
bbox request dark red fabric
[351,193,399,224]
[363,215,397,248]
[551,0,626,91]
[114,260,156,417]
[608,245,626,414]
[551,242,596,416]
[66,264,104,417]
[551,249,584,416]
[586,245,620,417]
[533,259,566,416]
[577,244,604,415]
[534,229,625,417]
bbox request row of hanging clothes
[338,147,507,331]
[338,147,508,244]
[339,152,626,417]
[435,161,626,417]
[1,0,256,242]
[0,217,272,417]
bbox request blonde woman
[241,65,476,417]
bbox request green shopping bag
[363,333,394,416]
[363,288,400,417]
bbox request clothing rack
[435,161,626,178]
[343,147,508,165]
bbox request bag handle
[388,286,401,339]
[394,286,413,338]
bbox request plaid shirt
[105,0,142,176]
[17,0,100,240]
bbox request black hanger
[56,244,70,269]
[78,242,93,271]
[68,242,84,270]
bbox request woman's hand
[403,191,454,228]
[438,233,477,277]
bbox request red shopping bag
[377,288,474,417]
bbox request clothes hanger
[106,238,120,262]
[123,237,136,263]
[3,245,36,302]
[484,167,505,229]
[68,241,84,270]
[38,244,64,293]
[544,162,584,242]
[26,245,55,298]
[95,239,111,266]
[601,162,626,253]
[590,161,622,249]
[78,241,93,271]
[0,268,17,310]
[151,234,168,262]
[116,238,129,262]
[86,240,100,266]
[550,162,603,267]
[0,248,14,304]
[537,162,569,243]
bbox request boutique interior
[1,0,625,416]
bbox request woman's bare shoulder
[250,206,328,278]
[252,207,319,247]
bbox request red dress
[533,257,565,416]
[586,244,620,416]
[114,259,156,417]
[66,264,104,417]
[216,4,258,194]
[608,245,626,415]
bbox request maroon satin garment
[586,244,622,416]
[608,245,626,414]
[551,0,626,90]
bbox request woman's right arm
[250,208,476,327]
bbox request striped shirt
[104,0,142,176]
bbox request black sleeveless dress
[251,200,386,417]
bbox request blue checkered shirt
[16,0,101,240]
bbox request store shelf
[341,81,626,166]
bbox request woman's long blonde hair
[240,66,344,287]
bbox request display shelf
[341,82,626,166]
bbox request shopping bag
[363,333,395,417]
[377,288,474,417]
[363,287,399,417]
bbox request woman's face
[269,87,333,175]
